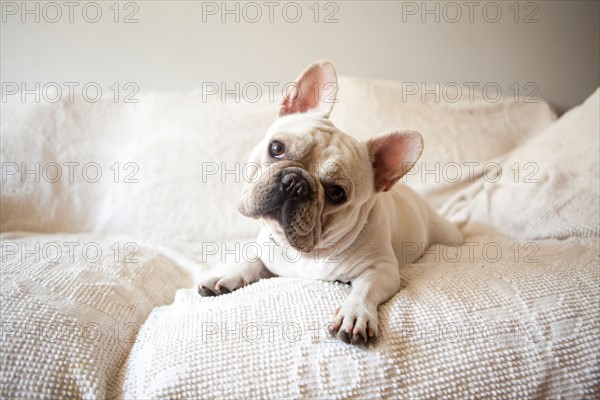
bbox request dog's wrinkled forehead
[264,113,369,185]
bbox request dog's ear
[279,60,338,118]
[367,131,423,192]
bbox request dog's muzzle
[280,170,311,200]
[238,166,320,252]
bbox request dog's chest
[256,229,346,281]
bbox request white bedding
[1,78,598,399]
[112,230,599,399]
[0,232,193,398]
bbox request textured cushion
[0,233,193,399]
[445,88,600,239]
[112,232,599,399]
[0,93,275,244]
[331,77,558,208]
[0,77,557,244]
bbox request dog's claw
[327,324,340,339]
[218,286,230,295]
[351,331,367,345]
[198,283,233,297]
[329,321,374,345]
[198,285,216,297]
[338,330,351,344]
[331,302,378,345]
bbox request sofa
[1,77,598,399]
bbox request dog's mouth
[238,167,322,252]
[279,197,320,252]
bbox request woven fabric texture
[113,231,599,399]
[0,233,193,399]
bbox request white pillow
[447,88,599,239]
[0,93,275,245]
[0,232,193,399]
[331,77,558,209]
[0,77,557,244]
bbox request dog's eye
[325,185,347,204]
[269,140,285,158]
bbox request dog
[197,60,463,345]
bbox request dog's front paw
[328,301,378,345]
[197,259,271,297]
[197,273,248,297]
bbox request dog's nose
[281,172,310,199]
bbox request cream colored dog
[198,60,462,345]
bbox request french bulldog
[197,60,463,345]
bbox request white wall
[2,0,599,112]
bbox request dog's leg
[329,265,400,345]
[197,259,273,297]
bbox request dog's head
[238,61,423,252]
